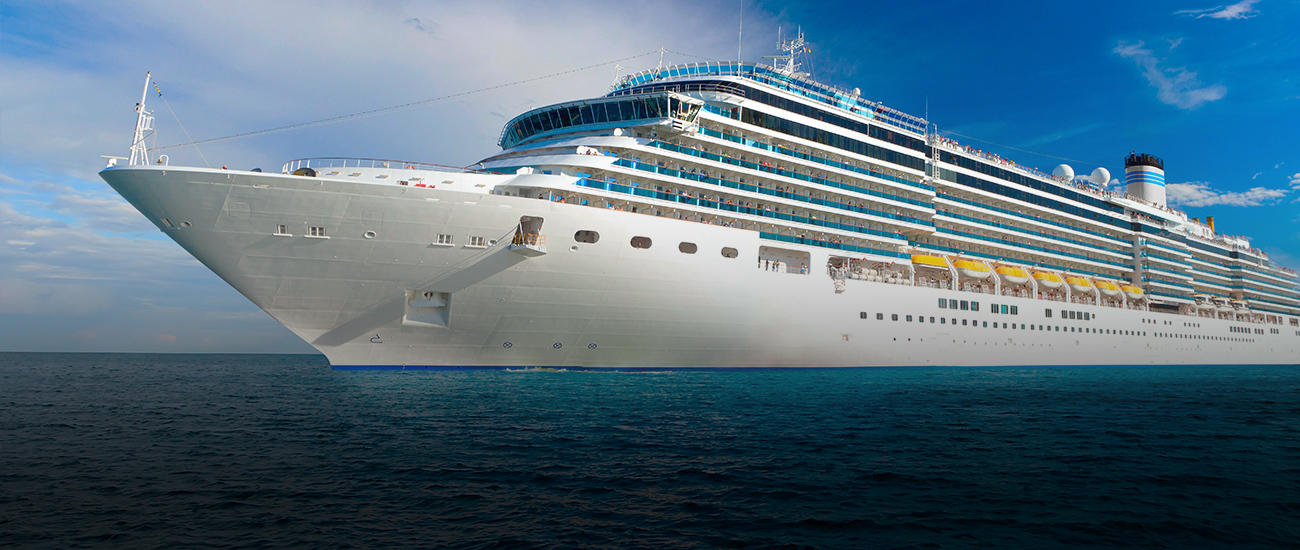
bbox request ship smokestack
[1207,216,1215,232]
[1124,152,1165,206]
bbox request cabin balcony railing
[281,157,482,174]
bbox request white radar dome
[1090,167,1111,186]
[1052,164,1075,180]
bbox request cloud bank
[1166,181,1288,207]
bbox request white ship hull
[101,165,1298,368]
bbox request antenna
[761,26,809,77]
[129,71,155,166]
[737,0,744,62]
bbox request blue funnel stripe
[1126,171,1165,187]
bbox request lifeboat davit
[995,266,1029,284]
[1121,285,1145,300]
[1065,276,1094,293]
[1095,281,1121,297]
[910,254,949,269]
[953,260,992,279]
[1032,271,1063,289]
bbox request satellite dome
[1090,167,1111,186]
[1052,164,1075,180]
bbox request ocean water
[1,353,1298,549]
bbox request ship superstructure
[99,46,1299,368]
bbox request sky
[2,0,1298,353]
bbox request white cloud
[1290,173,1300,188]
[1114,42,1226,109]
[1166,181,1289,207]
[1176,0,1261,20]
[1167,37,1184,49]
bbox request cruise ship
[100,43,1300,368]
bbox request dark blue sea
[2,353,1298,549]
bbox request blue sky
[2,0,1297,353]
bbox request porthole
[570,245,579,252]
[363,230,376,239]
[679,242,698,254]
[575,230,600,244]
[721,247,738,258]
[630,236,652,249]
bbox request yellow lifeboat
[1095,280,1121,297]
[1121,285,1145,300]
[1032,271,1063,289]
[995,266,1029,284]
[910,255,949,269]
[1065,276,1094,293]
[953,260,992,279]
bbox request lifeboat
[953,260,991,279]
[1032,271,1063,289]
[995,266,1029,284]
[1065,276,1094,293]
[1231,300,1249,311]
[1121,285,1145,300]
[1212,297,1233,312]
[910,255,949,269]
[1193,294,1214,310]
[1095,280,1121,297]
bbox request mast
[129,71,154,166]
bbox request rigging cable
[935,128,1108,168]
[154,49,667,151]
[152,79,211,167]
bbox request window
[962,319,967,326]
[678,242,697,254]
[436,234,453,245]
[308,226,327,237]
[575,230,600,243]
[721,247,739,258]
[1083,312,1090,321]
[468,236,486,247]
[1000,305,1009,315]
[1068,311,1076,320]
[860,312,868,319]
[275,224,290,236]
[891,314,899,321]
[960,300,969,311]
[929,317,935,323]
[983,321,988,327]
[906,315,913,322]
[941,318,946,324]
[991,303,999,314]
[877,313,884,320]
[631,236,652,249]
[939,298,948,309]
[1046,309,1053,318]
[1010,306,1018,315]
[971,302,979,312]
